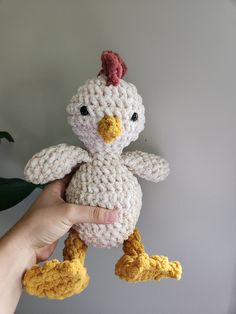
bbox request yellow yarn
[115,228,182,282]
[97,115,122,143]
[23,229,182,299]
[63,229,87,263]
[23,230,89,299]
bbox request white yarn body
[24,144,169,248]
[24,74,170,249]
[66,153,142,248]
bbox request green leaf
[0,131,14,143]
[0,178,43,211]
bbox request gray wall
[1,1,236,313]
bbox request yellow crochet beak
[97,115,122,143]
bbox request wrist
[0,225,36,314]
[0,225,36,273]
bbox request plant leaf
[0,131,14,143]
[0,178,42,211]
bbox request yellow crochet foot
[115,228,182,282]
[115,252,182,282]
[23,229,89,299]
[23,259,89,299]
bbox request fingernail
[105,210,118,223]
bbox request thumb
[65,204,118,225]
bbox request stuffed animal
[23,51,182,299]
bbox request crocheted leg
[23,229,89,299]
[115,228,182,282]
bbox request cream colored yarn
[24,144,90,184]
[25,147,169,248]
[68,152,142,248]
[24,74,169,248]
[67,75,145,155]
[23,51,182,300]
[122,150,170,183]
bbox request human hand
[0,175,118,313]
[5,175,117,266]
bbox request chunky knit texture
[115,228,182,282]
[98,50,127,86]
[25,149,169,248]
[23,50,182,299]
[24,144,90,184]
[97,115,122,143]
[66,75,145,155]
[68,152,142,248]
[122,150,170,183]
[23,230,89,299]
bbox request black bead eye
[80,105,89,116]
[131,112,138,121]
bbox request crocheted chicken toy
[23,51,182,299]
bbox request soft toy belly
[66,159,142,248]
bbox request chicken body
[66,153,142,248]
